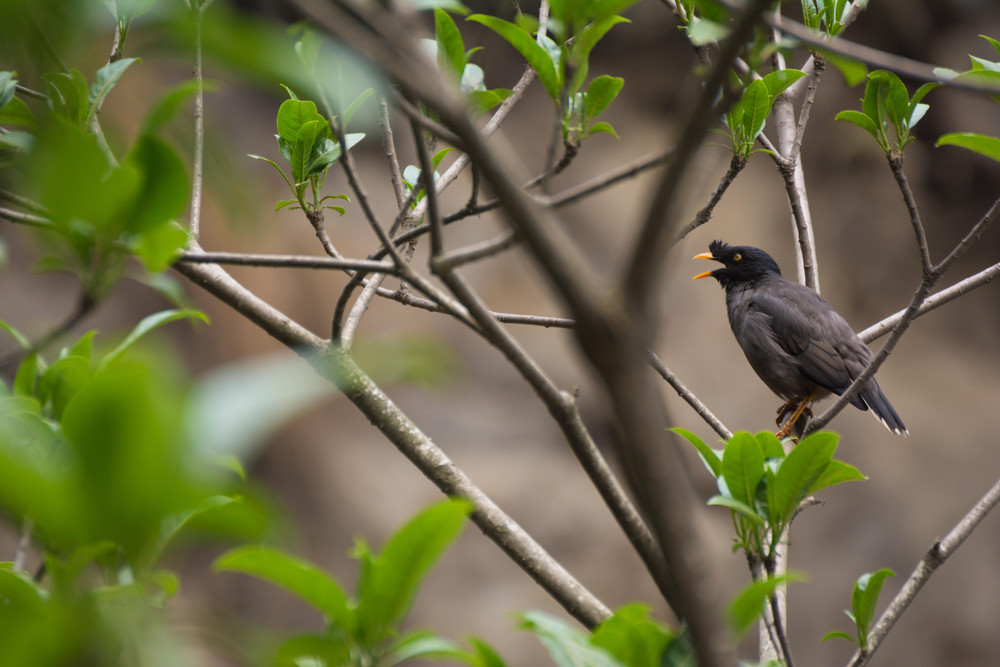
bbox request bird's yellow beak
[692,251,717,280]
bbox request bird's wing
[748,282,863,398]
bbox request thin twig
[648,351,732,440]
[669,154,747,247]
[189,3,208,239]
[380,98,408,209]
[176,251,395,272]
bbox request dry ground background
[3,0,1000,664]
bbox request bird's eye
[733,253,742,262]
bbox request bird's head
[692,240,782,288]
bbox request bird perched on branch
[693,240,906,437]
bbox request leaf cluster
[835,70,937,155]
[0,311,273,665]
[935,35,1000,162]
[723,69,806,158]
[468,0,633,142]
[214,499,503,667]
[249,87,368,215]
[673,429,865,565]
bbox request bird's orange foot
[774,394,815,439]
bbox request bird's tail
[858,380,907,436]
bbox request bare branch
[176,250,395,273]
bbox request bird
[693,240,906,437]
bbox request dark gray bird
[694,240,906,436]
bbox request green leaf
[821,630,857,644]
[707,495,764,522]
[248,153,296,193]
[754,431,785,460]
[590,604,673,667]
[572,15,629,64]
[12,353,39,398]
[740,79,771,143]
[141,80,203,134]
[131,220,190,272]
[357,499,472,641]
[771,431,838,524]
[835,109,880,141]
[760,69,807,100]
[467,15,561,100]
[517,611,625,667]
[307,132,364,177]
[100,309,209,370]
[0,71,15,110]
[0,96,34,127]
[184,352,337,463]
[38,354,92,420]
[275,98,327,146]
[669,427,721,477]
[586,121,619,138]
[290,119,324,184]
[87,57,140,124]
[124,134,189,235]
[722,432,764,506]
[45,70,90,127]
[214,546,354,631]
[0,320,31,350]
[387,632,470,665]
[273,634,351,667]
[936,132,1000,163]
[727,572,805,637]
[435,8,467,77]
[685,19,729,46]
[809,458,866,493]
[852,568,894,648]
[342,87,375,127]
[583,75,623,122]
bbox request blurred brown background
[3,0,1000,664]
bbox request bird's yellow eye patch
[733,253,742,261]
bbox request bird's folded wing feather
[749,285,859,396]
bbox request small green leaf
[754,431,785,459]
[214,546,354,630]
[0,71,15,109]
[132,220,190,272]
[100,309,209,370]
[0,96,34,127]
[825,52,868,86]
[467,15,561,100]
[722,432,765,506]
[586,121,619,138]
[248,153,296,193]
[685,19,729,46]
[517,611,625,667]
[572,15,629,63]
[88,57,140,124]
[387,632,469,664]
[583,75,623,122]
[290,119,325,184]
[852,568,895,648]
[936,132,1000,163]
[669,427,721,477]
[342,87,375,127]
[435,8,467,77]
[822,630,857,644]
[760,69,806,100]
[835,110,880,142]
[45,70,90,127]
[276,98,327,145]
[590,604,673,667]
[356,499,472,641]
[771,431,838,524]
[707,495,764,522]
[141,80,203,134]
[0,320,31,350]
[727,573,805,637]
[740,79,771,144]
[809,458,866,493]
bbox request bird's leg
[775,392,815,439]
